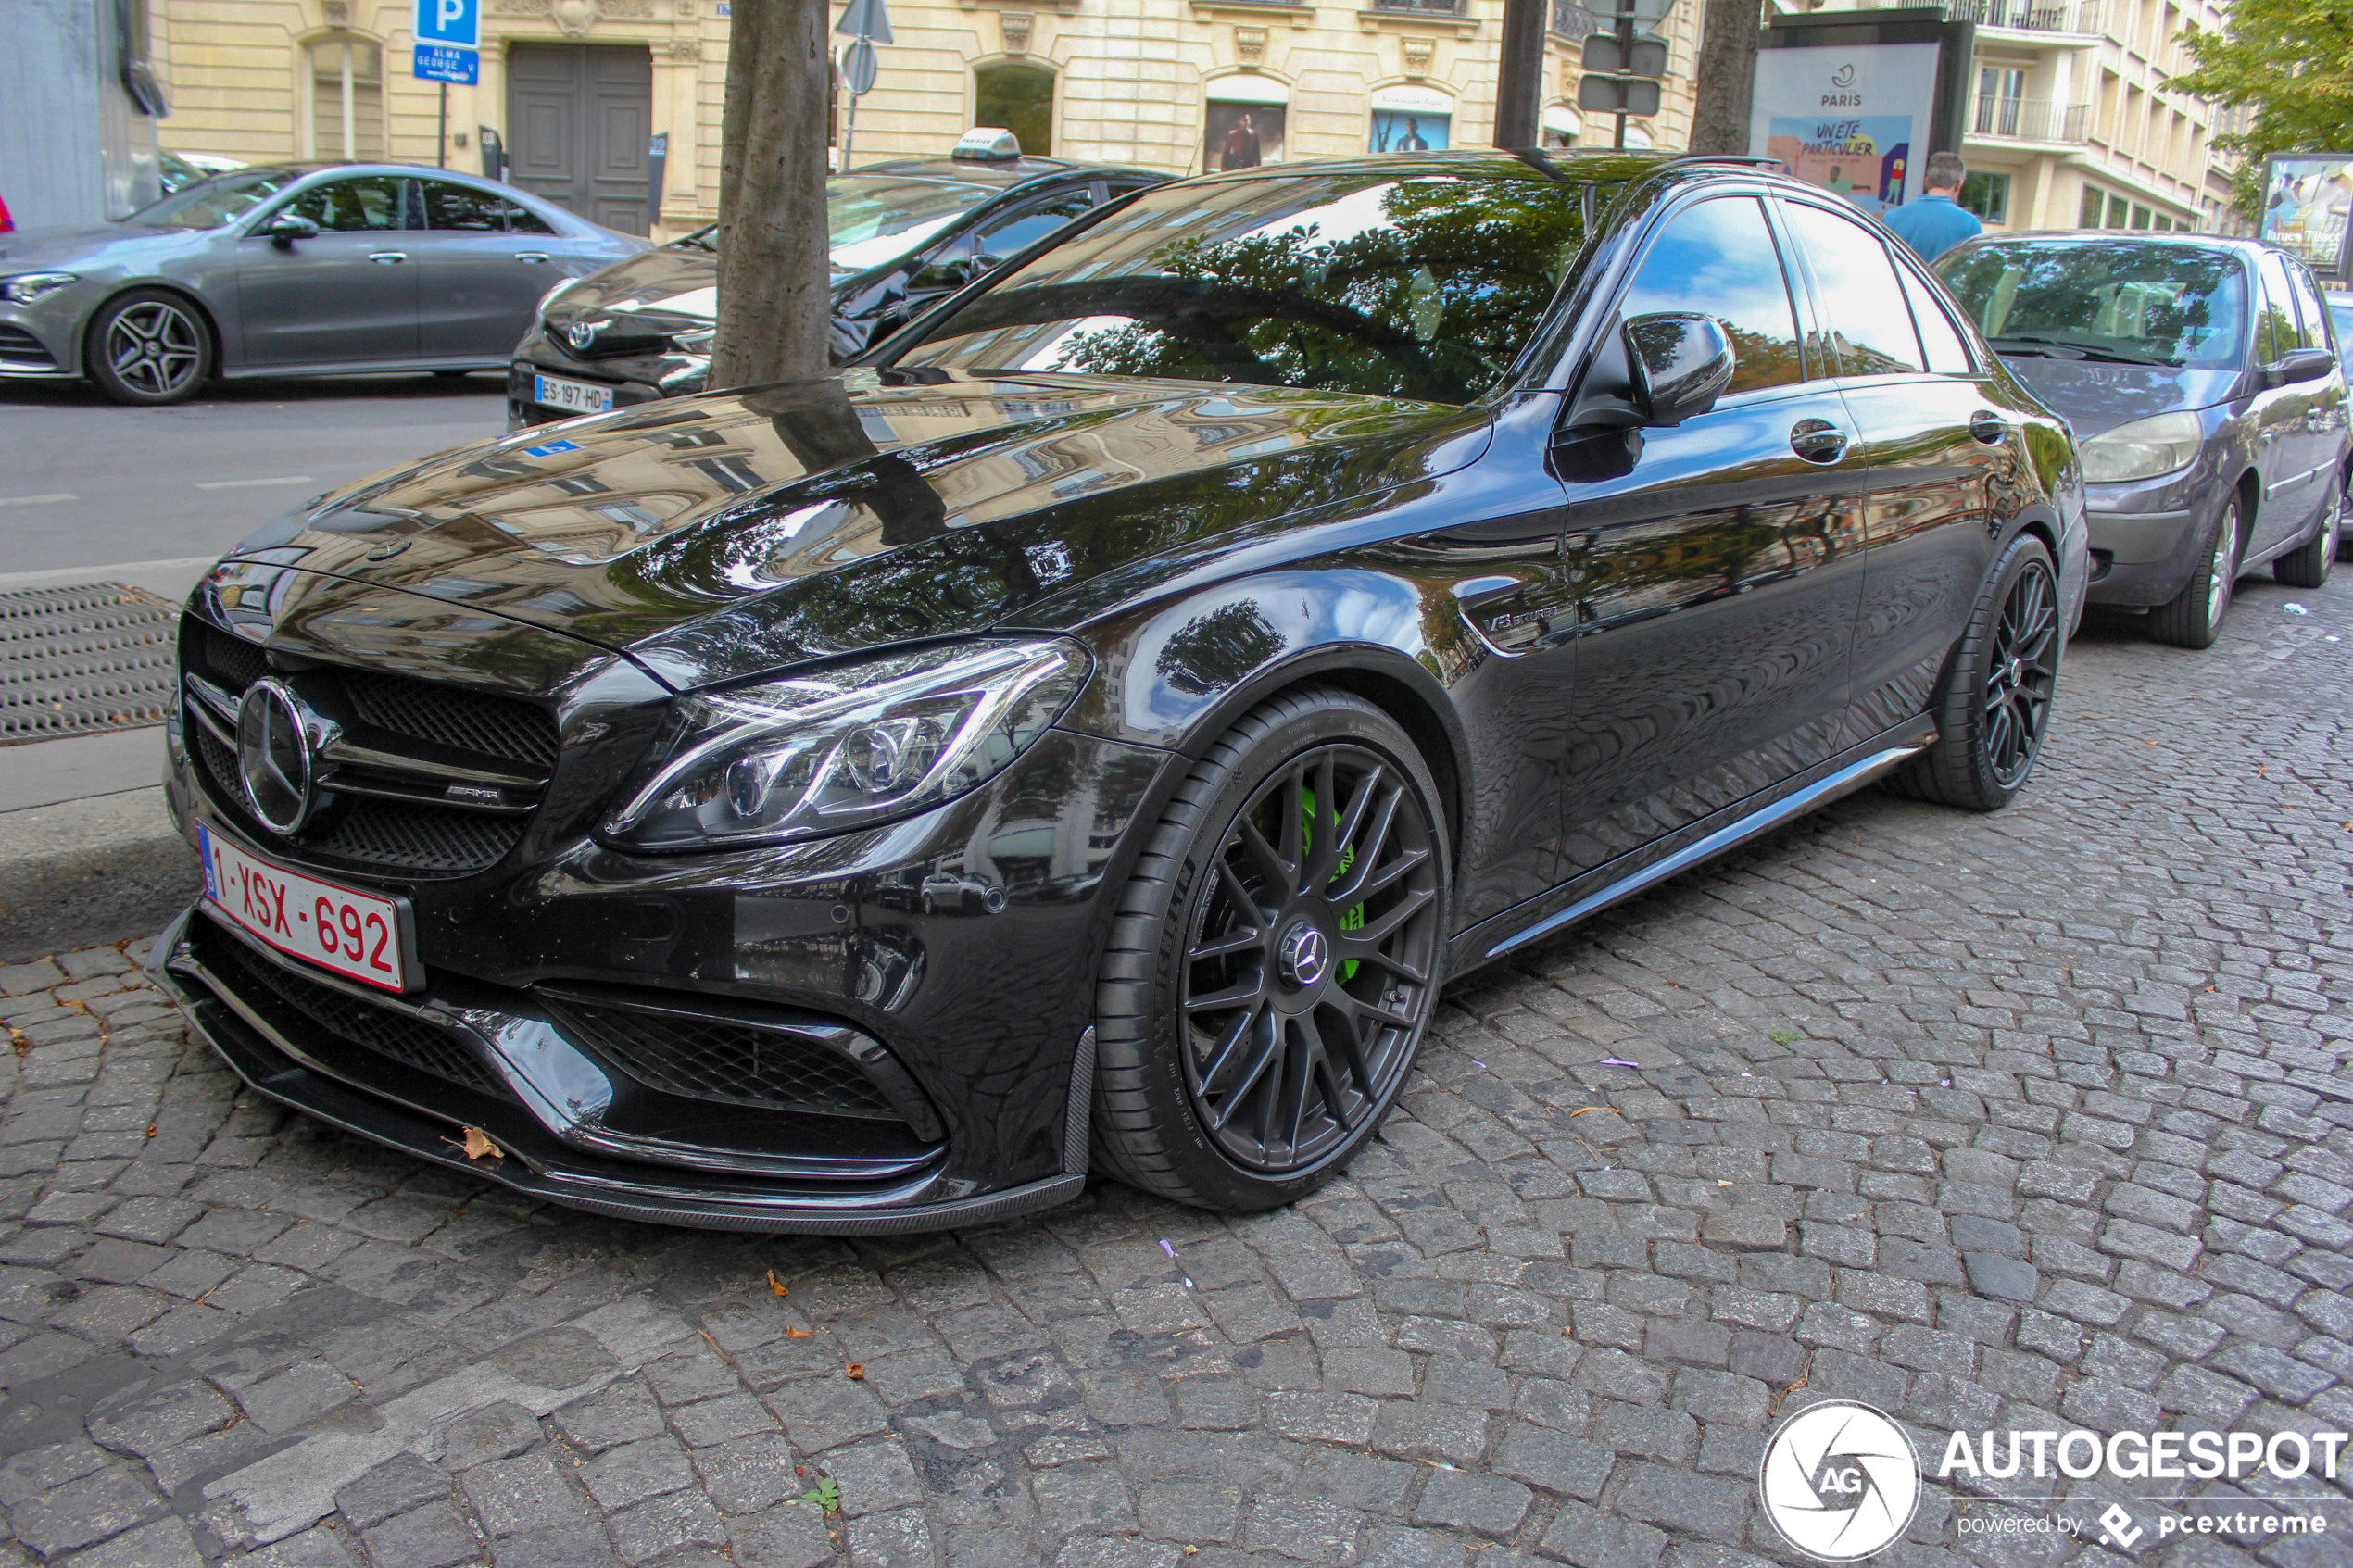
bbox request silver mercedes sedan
[0,163,646,405]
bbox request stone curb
[0,785,199,964]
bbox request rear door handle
[515,251,550,264]
[1969,410,2008,444]
[367,251,408,264]
[1791,419,1849,464]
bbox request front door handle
[1969,410,2008,444]
[1791,419,1849,464]
[515,251,550,264]
[367,251,408,264]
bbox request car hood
[0,220,204,269]
[1991,357,2244,439]
[542,244,720,334]
[239,370,1494,690]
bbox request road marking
[0,493,75,507]
[194,475,316,491]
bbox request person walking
[1882,151,1982,261]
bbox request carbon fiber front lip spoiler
[146,909,1088,1235]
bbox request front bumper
[0,300,80,378]
[2082,466,2225,608]
[506,328,708,428]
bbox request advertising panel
[1371,87,1454,154]
[1205,101,1285,170]
[1751,10,1970,218]
[2260,154,2353,281]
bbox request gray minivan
[1936,234,2347,647]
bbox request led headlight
[0,272,77,305]
[2079,410,2202,483]
[605,638,1089,851]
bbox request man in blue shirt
[1882,151,1983,262]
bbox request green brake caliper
[1300,788,1364,982]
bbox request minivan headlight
[2079,410,2202,483]
[604,638,1089,851]
[0,272,77,305]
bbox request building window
[308,36,384,161]
[1206,91,1286,169]
[1976,66,2026,137]
[2131,203,2152,228]
[1960,169,2012,224]
[2107,193,2128,228]
[2080,182,2106,228]
[975,62,1053,157]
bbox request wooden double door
[507,43,652,235]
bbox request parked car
[152,150,2082,1233]
[0,163,645,405]
[2328,288,2353,386]
[1936,234,2348,646]
[506,131,1165,427]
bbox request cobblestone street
[1,569,2347,1568]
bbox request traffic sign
[843,37,878,94]
[1578,0,1675,22]
[415,0,479,49]
[1578,74,1662,116]
[836,0,893,43]
[414,43,480,84]
[1581,31,1667,76]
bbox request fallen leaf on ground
[766,1270,789,1297]
[450,1126,503,1160]
[785,1326,813,1338]
[845,1363,864,1379]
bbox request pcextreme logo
[1758,1401,1923,1562]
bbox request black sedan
[152,150,2083,1232]
[506,137,1165,427]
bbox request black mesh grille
[307,797,526,873]
[0,325,54,366]
[346,671,559,770]
[561,1004,903,1120]
[196,920,507,1098]
[193,621,267,692]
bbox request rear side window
[422,181,551,233]
[1618,197,1805,395]
[1897,263,1974,375]
[1780,201,1925,377]
[2284,259,2333,353]
[2256,253,2304,358]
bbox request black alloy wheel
[87,290,212,405]
[1093,688,1449,1210]
[1894,533,2061,811]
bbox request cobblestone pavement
[1,570,2348,1568]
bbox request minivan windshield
[881,165,1592,404]
[1934,240,2247,369]
[126,169,301,230]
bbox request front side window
[1934,240,2248,369]
[277,175,408,232]
[885,169,1592,405]
[1780,201,1923,377]
[963,190,1098,262]
[1617,197,1804,395]
[826,176,997,274]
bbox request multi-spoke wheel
[2149,495,2243,648]
[86,289,212,405]
[1093,688,1449,1210]
[1893,533,2061,811]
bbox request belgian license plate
[198,822,412,992]
[534,373,612,414]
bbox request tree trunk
[1688,0,1761,156]
[1493,0,1546,149]
[711,0,833,391]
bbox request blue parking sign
[413,43,479,83]
[415,0,479,48]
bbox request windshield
[826,176,996,273]
[125,169,301,230]
[882,167,1592,404]
[1934,241,2247,369]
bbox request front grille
[180,614,556,879]
[195,919,507,1098]
[0,325,56,367]
[560,1003,904,1121]
[546,320,671,360]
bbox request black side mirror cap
[915,257,974,291]
[266,212,320,248]
[2270,345,2336,387]
[1624,311,1736,427]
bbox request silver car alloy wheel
[2207,513,2239,626]
[105,300,204,398]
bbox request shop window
[308,36,384,161]
[1370,89,1453,152]
[975,62,1053,157]
[1206,100,1285,169]
[1960,170,2012,225]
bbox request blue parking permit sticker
[523,440,580,457]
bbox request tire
[2148,494,2243,648]
[1092,686,1450,1211]
[84,289,213,405]
[1892,533,2062,811]
[2273,480,2341,588]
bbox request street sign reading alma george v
[415,0,480,48]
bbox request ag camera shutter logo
[1759,1400,1922,1561]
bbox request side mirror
[970,253,1004,276]
[1624,312,1735,426]
[2270,345,2336,387]
[914,257,974,291]
[265,212,320,248]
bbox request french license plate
[534,373,612,414]
[198,822,412,992]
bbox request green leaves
[797,1475,842,1513]
[2168,0,2353,221]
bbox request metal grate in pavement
[0,582,181,746]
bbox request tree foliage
[2169,0,2353,222]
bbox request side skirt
[1453,715,1937,972]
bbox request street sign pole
[412,0,480,160]
[835,0,891,172]
[438,84,448,167]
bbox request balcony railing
[1551,0,1601,35]
[1371,0,1471,14]
[1947,0,2104,32]
[1969,94,2092,143]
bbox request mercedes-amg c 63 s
[151,151,2087,1232]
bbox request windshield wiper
[1989,334,2176,367]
